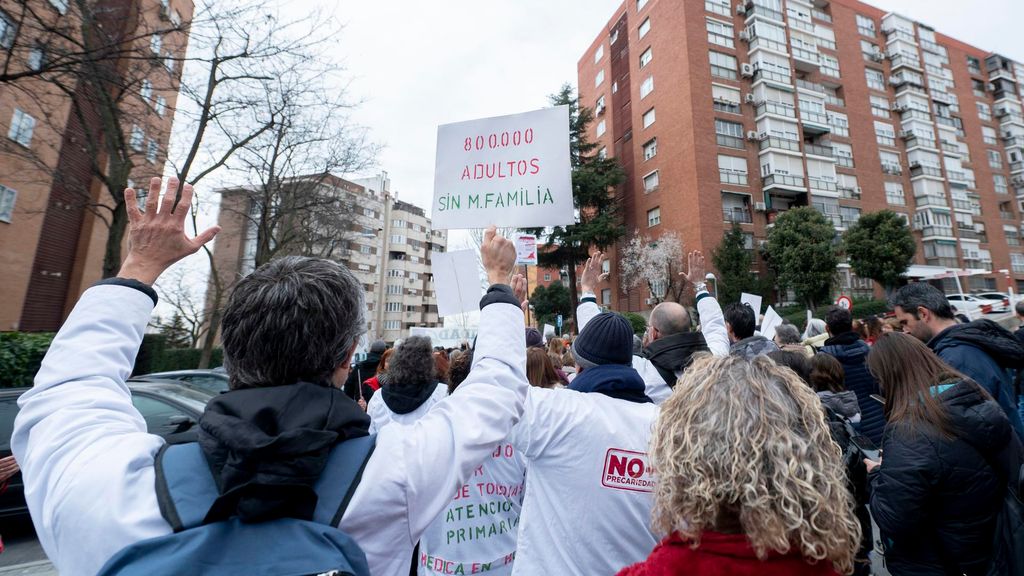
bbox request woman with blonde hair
[618,354,861,575]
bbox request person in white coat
[11,178,528,576]
[366,336,448,435]
[577,251,729,404]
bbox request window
[596,95,606,114]
[967,55,981,75]
[544,273,552,282]
[820,55,840,78]
[610,29,620,44]
[840,206,861,227]
[988,149,1004,170]
[602,289,612,305]
[827,112,849,137]
[634,50,651,74]
[995,174,1008,194]
[386,284,403,296]
[874,121,896,146]
[643,170,660,192]
[642,108,656,128]
[640,76,654,99]
[712,84,740,114]
[643,138,657,161]
[880,150,902,173]
[718,154,748,185]
[594,45,604,64]
[360,245,373,255]
[833,142,854,168]
[0,10,14,49]
[129,125,144,151]
[48,0,69,14]
[639,18,651,39]
[384,320,401,330]
[715,118,744,148]
[155,96,167,117]
[597,146,607,160]
[390,234,406,245]
[706,19,734,48]
[596,120,606,137]
[385,302,401,312]
[393,219,406,228]
[885,182,906,206]
[7,109,35,147]
[977,102,992,122]
[595,69,605,88]
[870,95,890,118]
[709,51,737,79]
[647,207,661,227]
[0,184,16,223]
[983,126,998,145]
[164,54,174,72]
[150,34,162,55]
[141,79,152,103]
[865,68,885,91]
[860,40,879,60]
[131,396,194,440]
[146,139,159,163]
[27,46,44,71]
[705,0,731,16]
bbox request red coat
[616,532,840,576]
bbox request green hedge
[0,332,55,388]
[777,299,891,327]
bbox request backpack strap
[155,435,377,533]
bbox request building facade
[209,173,447,344]
[0,0,191,331]
[580,0,1024,311]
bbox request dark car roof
[127,379,215,413]
[138,369,229,380]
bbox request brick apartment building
[580,0,1024,312]
[208,173,447,343]
[0,0,191,331]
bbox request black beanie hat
[573,312,634,366]
[525,327,545,348]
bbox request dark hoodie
[569,364,652,404]
[821,331,885,445]
[729,335,778,360]
[198,381,370,523]
[642,332,709,389]
[928,319,1024,440]
[869,380,1022,576]
[378,373,441,415]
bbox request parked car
[946,293,994,317]
[133,369,230,395]
[973,292,1011,313]
[0,381,215,523]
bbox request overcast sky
[317,0,1023,216]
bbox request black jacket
[869,380,1016,575]
[821,331,886,445]
[343,352,382,401]
[642,331,709,388]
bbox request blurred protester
[802,318,829,350]
[863,317,883,346]
[881,317,901,334]
[821,307,885,445]
[866,332,1024,575]
[525,328,545,350]
[526,348,562,389]
[725,302,778,360]
[766,350,811,384]
[547,337,566,357]
[561,350,577,381]
[891,282,1024,439]
[433,351,450,386]
[617,355,861,576]
[10,186,528,576]
[345,339,387,401]
[577,252,728,403]
[367,336,448,435]
[546,352,571,387]
[774,323,814,358]
[361,347,395,405]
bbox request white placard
[409,327,478,349]
[515,234,538,265]
[760,306,783,341]
[543,324,556,339]
[432,106,574,229]
[430,249,483,317]
[740,293,763,316]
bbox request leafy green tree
[525,84,626,328]
[712,224,758,305]
[843,210,917,297]
[765,207,838,309]
[622,312,647,337]
[530,283,573,329]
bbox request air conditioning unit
[736,4,746,15]
[746,130,759,141]
[752,201,767,212]
[996,107,1011,118]
[739,30,751,42]
[892,103,909,113]
[869,51,885,62]
[744,93,756,103]
[741,63,755,77]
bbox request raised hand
[511,273,529,312]
[679,250,706,287]
[580,251,609,294]
[0,455,19,483]
[118,177,220,285]
[480,225,516,287]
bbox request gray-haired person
[11,177,528,576]
[774,323,813,358]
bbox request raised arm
[11,178,219,573]
[681,251,729,356]
[577,251,608,333]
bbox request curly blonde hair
[651,354,861,574]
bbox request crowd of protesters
[7,178,1024,575]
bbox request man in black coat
[343,340,386,401]
[820,306,885,445]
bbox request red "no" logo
[602,448,655,493]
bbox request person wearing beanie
[524,327,545,349]
[575,251,730,404]
[508,254,660,576]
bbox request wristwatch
[693,282,708,293]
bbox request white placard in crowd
[543,324,556,340]
[432,105,574,229]
[760,306,783,341]
[515,234,539,265]
[408,327,478,349]
[430,249,483,317]
[740,292,763,316]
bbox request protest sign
[409,327,478,349]
[543,324,556,340]
[432,106,574,229]
[760,306,783,341]
[740,293,763,316]
[515,234,538,265]
[430,249,483,317]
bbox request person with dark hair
[9,183,529,576]
[366,336,448,435]
[345,339,387,401]
[576,252,729,403]
[810,354,861,423]
[865,332,1024,576]
[863,316,883,346]
[766,350,812,384]
[820,306,885,445]
[433,351,450,386]
[890,282,1024,439]
[360,347,394,405]
[526,348,561,389]
[724,302,778,360]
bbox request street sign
[556,314,563,328]
[836,295,853,311]
[515,234,538,265]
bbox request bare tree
[619,230,685,304]
[151,265,208,349]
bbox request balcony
[915,194,948,209]
[808,177,838,192]
[920,39,942,54]
[795,78,826,93]
[804,143,835,158]
[745,2,785,23]
[1012,161,1024,174]
[1004,136,1024,149]
[762,172,807,192]
[881,162,903,175]
[755,101,797,119]
[889,53,922,71]
[799,109,831,134]
[951,197,974,212]
[839,186,862,200]
[884,28,917,45]
[792,46,820,71]
[940,141,961,155]
[946,169,968,185]
[935,115,962,129]
[918,225,955,239]
[759,136,801,152]
[753,67,792,86]
[926,257,959,267]
[910,163,943,178]
[748,36,788,54]
[717,134,746,149]
[904,135,937,150]
[899,108,932,122]
[1001,211,1016,221]
[723,207,754,224]
[719,169,749,185]
[836,155,854,168]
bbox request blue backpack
[98,435,376,576]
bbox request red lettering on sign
[602,448,655,493]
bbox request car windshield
[129,383,213,413]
